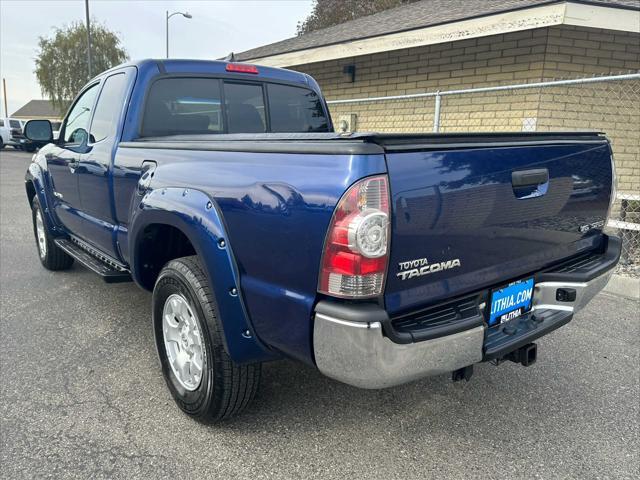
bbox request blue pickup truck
[24,59,620,422]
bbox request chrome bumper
[313,248,616,389]
[533,269,614,314]
[313,312,484,389]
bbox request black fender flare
[25,161,59,236]
[129,186,276,364]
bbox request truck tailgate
[381,134,613,315]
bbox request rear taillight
[318,175,390,298]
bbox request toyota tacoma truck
[23,59,620,422]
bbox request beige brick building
[237,0,640,193]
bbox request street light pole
[166,10,192,58]
[85,0,92,78]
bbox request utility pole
[2,78,7,118]
[85,0,93,78]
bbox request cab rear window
[224,82,266,133]
[268,84,329,133]
[142,78,223,137]
[141,77,329,137]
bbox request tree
[297,0,421,35]
[35,21,128,114]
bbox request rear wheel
[31,197,74,270]
[153,256,261,422]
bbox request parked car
[3,118,42,152]
[0,119,9,149]
[23,59,620,422]
[1,118,24,148]
[8,118,25,147]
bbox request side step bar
[54,239,132,283]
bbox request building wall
[297,27,548,132]
[290,25,639,192]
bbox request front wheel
[31,197,74,270]
[153,256,261,422]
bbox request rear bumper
[533,269,614,314]
[533,235,622,313]
[314,308,484,389]
[313,235,620,389]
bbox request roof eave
[242,1,640,68]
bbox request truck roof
[96,58,313,88]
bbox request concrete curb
[604,274,640,300]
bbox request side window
[90,73,128,143]
[141,78,223,137]
[267,84,329,133]
[0,120,4,127]
[224,82,266,133]
[63,83,99,145]
[9,120,20,128]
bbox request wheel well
[137,224,197,290]
[25,181,36,205]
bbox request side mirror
[24,119,54,144]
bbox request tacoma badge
[397,257,462,280]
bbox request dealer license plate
[489,277,534,326]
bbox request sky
[0,0,314,116]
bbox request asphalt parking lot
[0,148,638,479]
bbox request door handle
[512,168,549,188]
[512,168,549,199]
[137,160,157,194]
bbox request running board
[54,239,132,283]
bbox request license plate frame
[488,277,535,326]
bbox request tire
[0,138,4,149]
[31,196,74,270]
[25,144,36,153]
[153,256,261,422]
